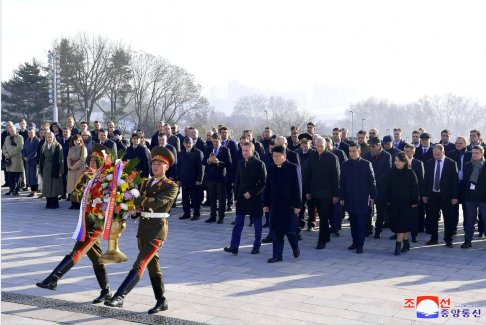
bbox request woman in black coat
[386,152,419,255]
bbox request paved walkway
[2,189,486,324]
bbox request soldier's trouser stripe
[138,239,161,277]
[72,229,102,264]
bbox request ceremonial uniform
[106,146,178,314]
[36,144,113,304]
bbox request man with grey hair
[461,145,486,248]
[275,136,300,167]
[448,136,471,233]
[423,144,459,247]
[304,137,340,249]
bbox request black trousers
[272,230,298,259]
[226,180,234,207]
[207,181,226,219]
[314,197,333,243]
[182,185,202,216]
[6,171,21,193]
[299,195,316,228]
[373,203,387,233]
[427,192,455,242]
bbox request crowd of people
[2,119,486,261]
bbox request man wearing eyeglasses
[362,137,392,238]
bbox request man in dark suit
[341,128,351,144]
[423,144,459,247]
[224,142,266,255]
[189,127,207,154]
[203,133,232,223]
[263,145,301,263]
[448,136,472,232]
[340,143,377,254]
[392,128,406,151]
[177,137,204,220]
[363,137,392,238]
[105,146,178,314]
[243,130,264,157]
[382,135,402,162]
[467,129,485,152]
[163,123,181,153]
[171,124,185,145]
[332,127,349,157]
[461,145,486,248]
[220,126,238,211]
[261,127,274,154]
[295,139,316,231]
[440,129,456,156]
[275,136,300,167]
[414,133,433,163]
[151,122,166,150]
[157,134,177,182]
[96,129,118,159]
[90,121,101,143]
[58,127,72,199]
[326,138,347,236]
[304,137,340,249]
[404,144,425,242]
[123,134,151,177]
[411,130,421,147]
[286,126,301,152]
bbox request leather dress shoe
[307,226,314,232]
[356,247,364,254]
[231,220,236,225]
[425,240,439,245]
[205,217,216,223]
[250,247,260,254]
[331,230,340,237]
[315,242,326,250]
[148,299,168,314]
[348,244,357,250]
[223,247,238,255]
[293,247,300,258]
[461,241,472,248]
[179,214,191,220]
[374,232,382,239]
[445,241,453,248]
[217,219,224,224]
[267,257,282,263]
[226,206,233,212]
[190,216,200,221]
[262,236,273,243]
[105,295,124,308]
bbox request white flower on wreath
[130,189,140,198]
[120,203,128,211]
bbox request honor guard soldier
[105,146,178,314]
[36,144,113,304]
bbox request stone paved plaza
[2,191,486,324]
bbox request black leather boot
[92,266,112,304]
[394,242,401,256]
[104,269,140,308]
[148,276,168,314]
[36,255,74,290]
[401,239,410,252]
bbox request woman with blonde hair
[39,132,64,209]
[66,134,87,209]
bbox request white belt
[141,212,170,219]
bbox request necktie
[434,160,441,191]
[423,148,426,154]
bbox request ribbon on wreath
[102,161,125,240]
[72,175,97,241]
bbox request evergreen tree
[1,59,50,126]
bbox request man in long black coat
[448,136,472,233]
[304,137,340,249]
[326,138,347,236]
[414,133,433,163]
[295,139,316,230]
[177,137,204,220]
[263,145,301,263]
[423,144,459,247]
[362,137,392,238]
[224,142,266,255]
[123,134,151,177]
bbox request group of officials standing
[3,118,485,312]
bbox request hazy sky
[2,0,486,119]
